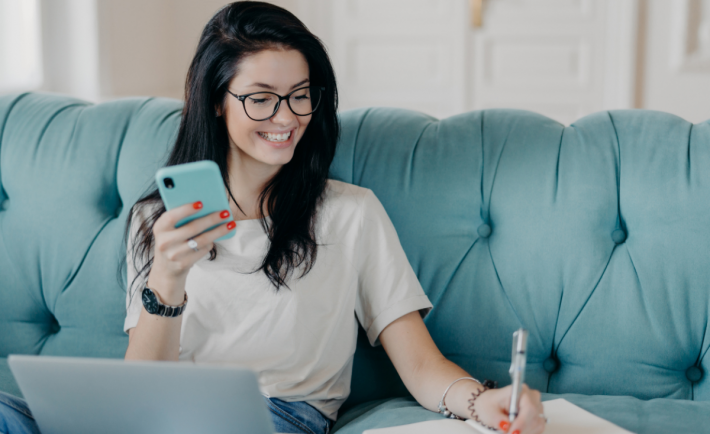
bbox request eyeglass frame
[226,86,326,121]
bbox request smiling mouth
[258,131,292,143]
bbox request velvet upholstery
[0,93,708,433]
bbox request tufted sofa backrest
[1,93,708,409]
[333,107,710,410]
[0,94,181,376]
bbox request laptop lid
[8,355,275,434]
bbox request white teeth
[259,131,292,142]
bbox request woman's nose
[270,100,297,125]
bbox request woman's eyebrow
[290,79,309,89]
[245,79,310,91]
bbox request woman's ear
[215,101,225,117]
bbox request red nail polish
[499,421,510,431]
[512,431,520,434]
[220,210,230,219]
[193,201,203,209]
[227,221,236,230]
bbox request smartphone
[155,160,236,242]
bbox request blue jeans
[0,392,40,434]
[0,391,331,434]
[265,397,332,434]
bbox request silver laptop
[8,355,275,434]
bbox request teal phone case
[155,160,236,242]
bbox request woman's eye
[294,95,310,101]
[250,98,268,104]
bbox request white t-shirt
[124,180,432,420]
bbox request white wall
[0,0,42,94]
[95,0,329,101]
[640,0,710,123]
[40,0,100,101]
[2,0,710,123]
[97,0,179,99]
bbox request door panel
[331,0,468,118]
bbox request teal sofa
[0,93,708,433]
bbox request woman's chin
[255,147,296,168]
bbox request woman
[0,2,545,434]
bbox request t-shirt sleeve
[354,189,433,347]
[123,205,153,334]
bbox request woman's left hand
[470,384,546,434]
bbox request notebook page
[539,399,634,434]
[363,419,476,434]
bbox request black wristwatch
[141,286,188,318]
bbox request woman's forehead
[231,49,309,92]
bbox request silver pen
[508,328,528,423]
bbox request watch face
[142,287,160,314]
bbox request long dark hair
[122,1,339,293]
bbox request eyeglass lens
[244,86,322,120]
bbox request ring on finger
[539,413,548,423]
[187,238,199,252]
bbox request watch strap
[158,301,185,318]
[143,286,188,317]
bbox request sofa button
[477,224,492,238]
[686,366,703,383]
[611,229,626,244]
[543,357,559,373]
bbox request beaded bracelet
[468,380,498,430]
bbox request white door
[329,0,469,119]
[329,0,639,125]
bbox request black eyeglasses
[227,86,325,121]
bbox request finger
[507,413,528,434]
[171,209,233,242]
[508,392,528,434]
[156,208,231,255]
[485,409,512,433]
[154,201,205,234]
[155,216,235,270]
[509,418,546,434]
[185,220,236,252]
[509,389,545,434]
[488,386,513,432]
[157,221,235,271]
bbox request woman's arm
[125,277,186,361]
[124,201,235,361]
[379,311,545,434]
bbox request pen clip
[511,328,528,358]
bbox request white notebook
[363,399,634,434]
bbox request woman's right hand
[472,384,545,434]
[147,201,236,301]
